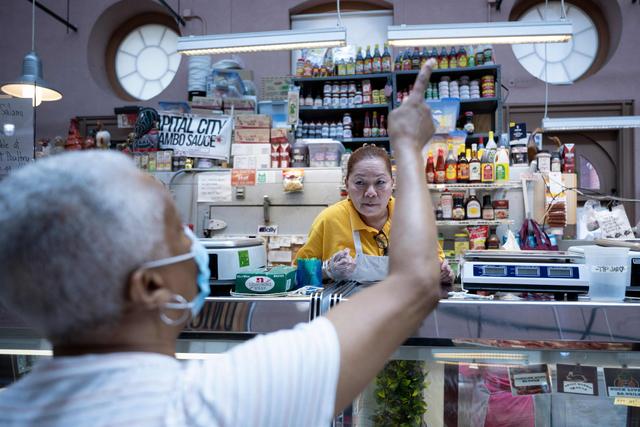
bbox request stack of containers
[481,75,496,98]
[459,76,470,100]
[470,80,481,99]
[231,114,272,169]
[439,76,450,98]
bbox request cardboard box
[190,96,224,111]
[235,114,271,129]
[235,128,271,144]
[270,128,289,144]
[233,154,270,169]
[231,143,271,156]
[235,266,297,294]
[261,76,292,101]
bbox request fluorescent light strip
[388,20,573,47]
[432,352,527,360]
[542,116,640,131]
[0,348,225,360]
[177,27,347,55]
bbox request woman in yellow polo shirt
[296,144,451,283]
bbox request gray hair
[0,151,170,343]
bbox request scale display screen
[516,266,540,277]
[548,267,573,278]
[483,266,507,276]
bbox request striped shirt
[0,317,340,427]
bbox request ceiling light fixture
[387,20,573,47]
[177,27,347,55]
[542,116,640,131]
[1,0,62,106]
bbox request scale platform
[461,250,589,294]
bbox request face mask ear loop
[159,294,192,326]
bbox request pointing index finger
[406,58,436,105]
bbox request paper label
[269,250,292,263]
[245,276,275,292]
[513,373,549,387]
[258,225,278,236]
[509,364,552,396]
[238,250,250,268]
[591,265,627,274]
[197,171,232,202]
[257,170,278,184]
[231,169,256,186]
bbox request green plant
[371,360,429,427]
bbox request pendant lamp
[1,0,62,107]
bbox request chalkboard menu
[0,96,33,179]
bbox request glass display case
[2,282,640,426]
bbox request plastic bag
[207,69,246,98]
[519,218,557,250]
[282,168,304,192]
[467,226,489,250]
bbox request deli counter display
[2,283,640,426]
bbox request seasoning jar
[493,199,509,219]
[324,82,332,95]
[482,194,495,220]
[536,150,551,173]
[454,233,470,257]
[440,191,453,219]
[452,194,466,220]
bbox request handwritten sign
[0,97,33,179]
[591,265,627,274]
[197,171,232,202]
[158,112,232,160]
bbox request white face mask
[140,226,211,325]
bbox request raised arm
[327,59,441,412]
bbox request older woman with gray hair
[0,61,442,427]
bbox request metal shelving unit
[291,72,392,83]
[436,219,514,226]
[428,182,522,191]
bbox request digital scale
[461,250,589,294]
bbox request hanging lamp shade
[1,51,62,107]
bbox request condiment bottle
[364,46,373,74]
[382,43,392,72]
[439,47,449,69]
[457,146,469,183]
[482,194,494,220]
[435,148,446,184]
[551,152,562,172]
[465,189,481,219]
[425,150,435,183]
[363,112,371,137]
[445,143,458,183]
[494,140,510,181]
[372,44,382,73]
[536,150,551,173]
[487,228,500,249]
[440,190,453,219]
[469,143,481,183]
[355,48,364,74]
[412,47,421,70]
[371,112,379,137]
[379,114,387,136]
[452,194,466,220]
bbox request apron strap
[352,229,364,256]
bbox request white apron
[349,228,389,282]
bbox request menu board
[0,96,33,179]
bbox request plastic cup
[584,246,629,301]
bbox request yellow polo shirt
[295,198,444,261]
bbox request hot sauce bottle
[426,150,435,183]
[435,148,446,184]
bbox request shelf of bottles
[291,73,393,83]
[436,219,514,226]
[299,104,391,112]
[428,182,521,191]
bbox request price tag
[615,397,640,407]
